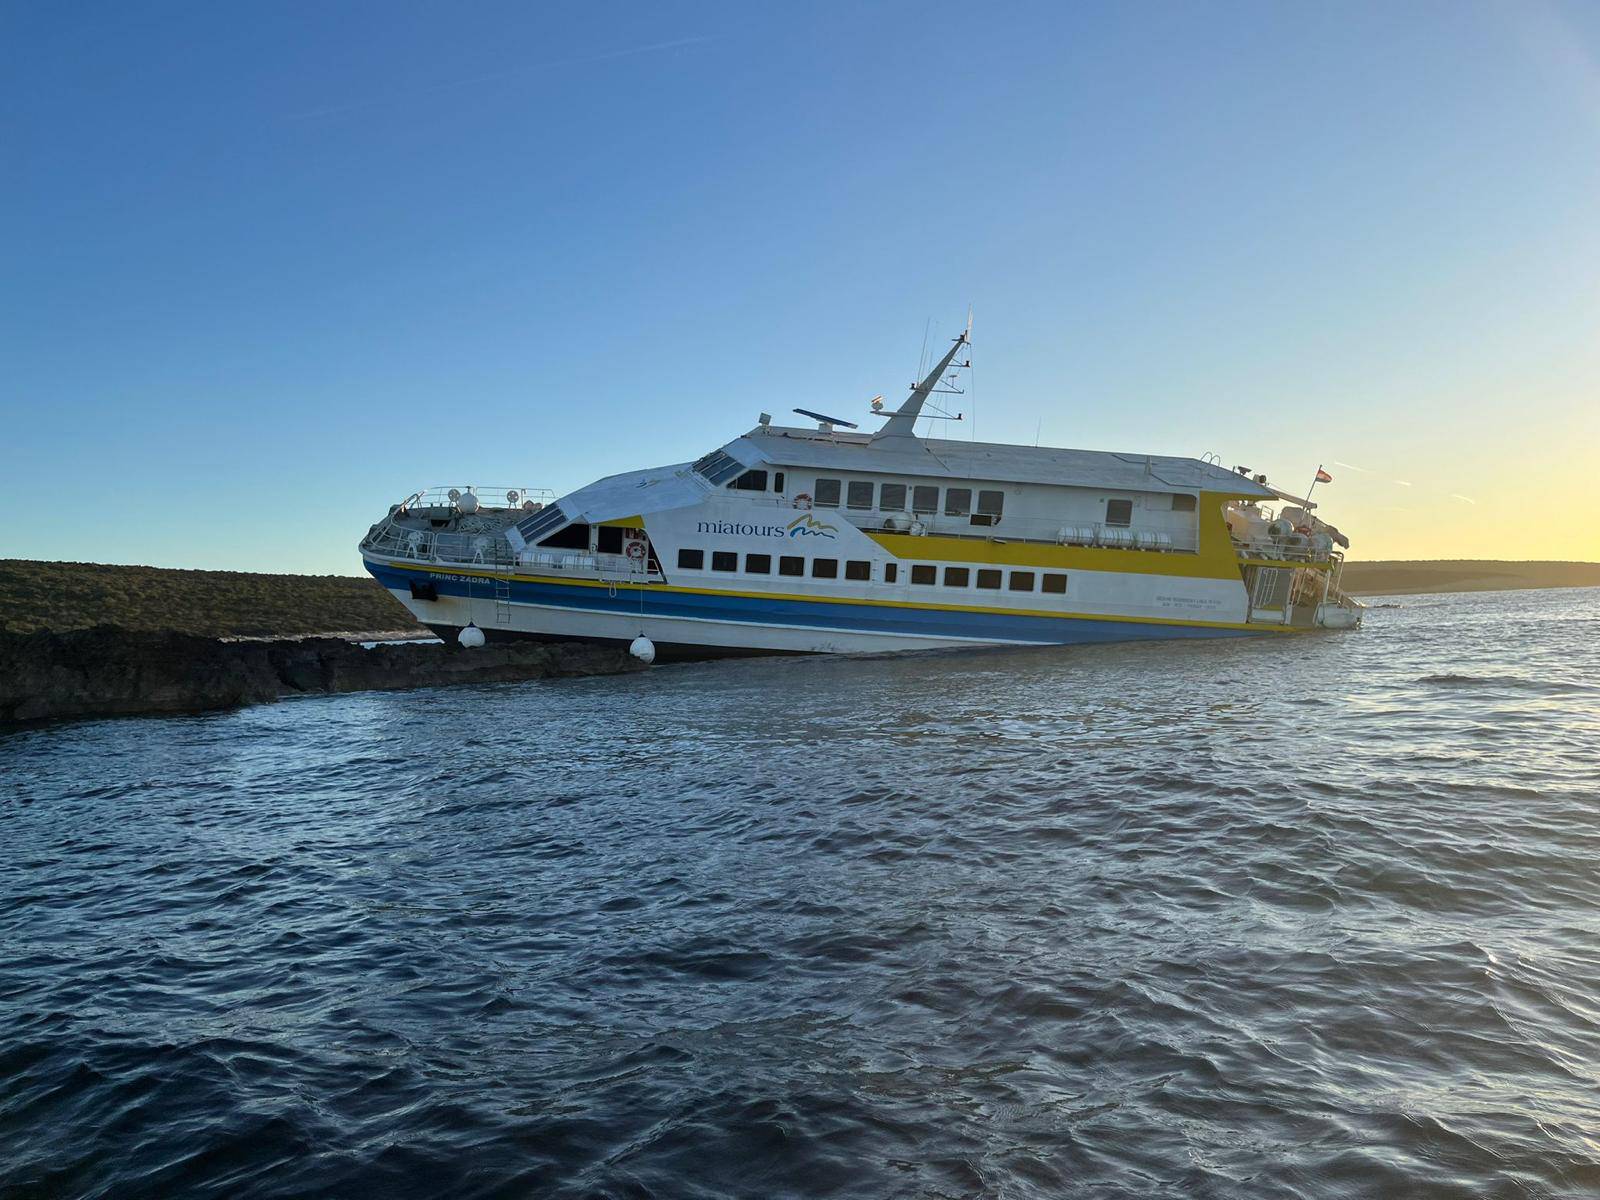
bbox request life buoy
[792,493,813,510]
[624,540,647,561]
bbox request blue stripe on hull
[364,560,1262,646]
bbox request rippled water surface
[5,588,1600,1198]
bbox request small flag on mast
[1315,467,1333,483]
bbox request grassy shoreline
[3,558,1594,639]
[1338,560,1600,597]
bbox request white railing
[1230,533,1340,564]
[396,485,556,515]
[363,505,663,582]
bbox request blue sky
[5,0,1598,571]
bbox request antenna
[872,322,972,442]
[793,407,858,429]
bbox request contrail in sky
[289,35,712,120]
[1332,460,1370,473]
[1394,480,1413,487]
[1450,494,1478,505]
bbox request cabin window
[540,522,591,549]
[731,469,768,491]
[814,478,842,507]
[847,481,874,510]
[972,490,1004,527]
[596,526,624,554]
[976,569,1002,589]
[812,558,839,579]
[677,548,704,570]
[745,553,772,574]
[1105,498,1134,527]
[912,485,939,514]
[910,564,936,585]
[944,488,972,517]
[845,560,871,581]
[884,563,898,583]
[879,482,907,512]
[1172,493,1197,512]
[712,551,737,572]
[774,471,785,493]
[944,567,970,587]
[779,555,805,577]
[1042,573,1067,594]
[1009,571,1035,592]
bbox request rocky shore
[0,627,645,724]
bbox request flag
[1315,467,1333,483]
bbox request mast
[871,322,971,442]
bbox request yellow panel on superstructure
[865,490,1252,580]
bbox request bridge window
[779,555,805,577]
[540,523,591,550]
[814,478,841,508]
[944,567,969,587]
[879,482,907,512]
[912,485,939,514]
[847,481,874,510]
[774,471,785,493]
[1009,571,1035,592]
[712,551,737,572]
[677,548,704,570]
[1042,573,1067,594]
[944,488,972,517]
[884,563,898,583]
[1172,494,1197,512]
[745,554,771,574]
[845,560,871,581]
[911,565,936,585]
[596,526,623,554]
[976,569,1002,589]
[1105,499,1133,527]
[731,469,768,491]
[973,490,1004,527]
[812,558,839,579]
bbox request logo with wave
[786,514,838,539]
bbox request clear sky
[5,0,1598,573]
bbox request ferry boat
[359,329,1362,657]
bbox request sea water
[3,588,1598,1198]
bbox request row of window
[813,478,1005,524]
[675,548,1066,593]
[678,548,871,580]
[714,463,1197,530]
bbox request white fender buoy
[458,623,486,648]
[629,635,656,665]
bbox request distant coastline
[2,558,1595,641]
[1339,560,1600,597]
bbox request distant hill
[0,560,423,638]
[1341,560,1600,596]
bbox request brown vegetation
[0,560,423,638]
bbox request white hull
[386,588,1017,654]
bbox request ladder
[493,572,513,624]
